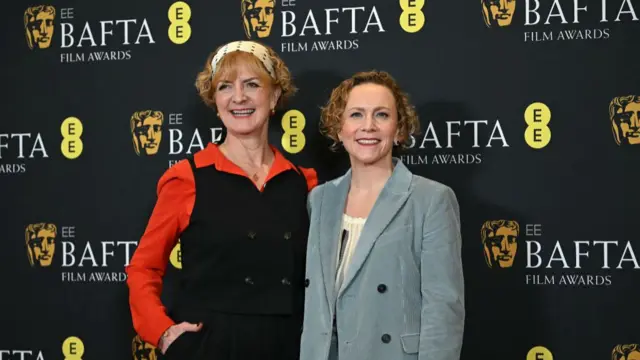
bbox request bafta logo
[481,220,519,269]
[482,0,515,28]
[241,0,275,39]
[25,223,57,267]
[612,344,640,360]
[610,95,640,146]
[24,5,55,49]
[132,335,160,360]
[131,110,164,156]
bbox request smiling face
[213,56,280,137]
[338,83,399,167]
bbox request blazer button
[381,334,391,343]
[284,231,292,239]
[281,278,291,286]
[377,284,387,293]
[248,231,256,239]
[304,278,310,287]
[244,276,254,285]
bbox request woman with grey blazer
[300,70,465,360]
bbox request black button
[377,284,387,293]
[244,277,254,285]
[304,278,310,287]
[381,334,391,343]
[281,278,291,286]
[248,231,256,239]
[284,231,292,240]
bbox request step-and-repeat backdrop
[2,0,639,359]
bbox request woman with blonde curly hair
[126,40,318,360]
[300,70,465,360]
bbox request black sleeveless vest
[175,158,310,316]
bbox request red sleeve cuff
[146,315,176,348]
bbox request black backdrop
[2,0,639,359]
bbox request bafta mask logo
[481,220,519,269]
[24,5,56,50]
[610,95,640,146]
[612,344,640,360]
[482,0,515,28]
[25,223,57,268]
[132,335,160,360]
[131,110,164,156]
[241,0,275,39]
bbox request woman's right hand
[159,322,203,354]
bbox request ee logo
[61,117,83,159]
[400,0,425,33]
[168,1,192,44]
[281,110,306,154]
[527,346,553,360]
[524,102,551,149]
[170,240,182,269]
[62,336,85,360]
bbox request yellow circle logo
[281,110,306,154]
[524,102,551,149]
[168,1,192,44]
[527,346,553,360]
[62,336,85,360]
[399,0,425,33]
[61,117,84,159]
[170,240,182,269]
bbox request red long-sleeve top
[125,143,318,347]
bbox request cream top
[335,213,367,291]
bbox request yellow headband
[210,41,275,79]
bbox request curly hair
[194,41,297,111]
[320,70,420,151]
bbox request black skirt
[163,307,303,360]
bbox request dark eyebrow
[346,106,391,112]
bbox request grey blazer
[300,158,465,360]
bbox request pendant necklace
[224,151,271,185]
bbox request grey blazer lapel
[319,170,351,311]
[338,159,412,298]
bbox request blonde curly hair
[320,70,420,151]
[194,41,297,111]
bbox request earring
[271,109,275,116]
[394,139,399,146]
[216,112,220,117]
